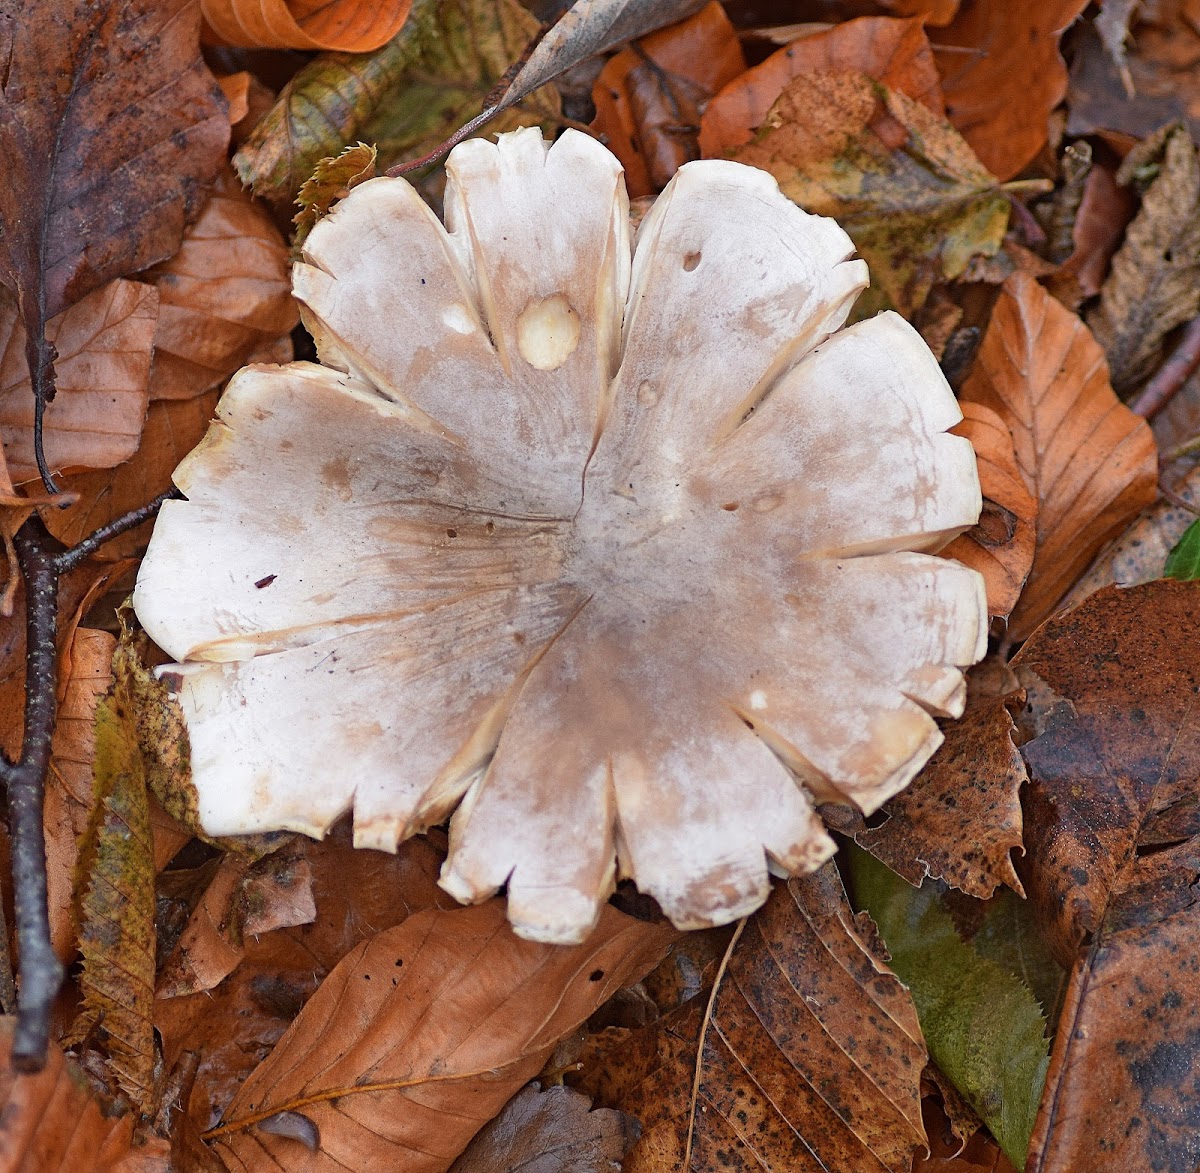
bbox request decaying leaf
[201,0,411,51]
[0,1017,139,1171]
[68,661,158,1113]
[205,901,674,1169]
[941,401,1038,619]
[1087,123,1200,393]
[731,71,1011,317]
[145,171,298,402]
[850,848,1050,1169]
[958,272,1158,640]
[591,2,745,197]
[293,143,379,249]
[699,15,944,159]
[842,689,1027,900]
[135,130,986,943]
[235,0,559,210]
[0,281,157,480]
[879,0,960,25]
[1011,581,1200,1172]
[448,1082,639,1172]
[574,867,928,1172]
[929,0,1089,181]
[45,628,117,962]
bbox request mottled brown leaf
[1011,580,1200,1172]
[449,1082,639,1172]
[929,0,1089,181]
[1087,123,1200,393]
[700,16,944,159]
[942,401,1037,619]
[958,272,1158,639]
[592,2,745,197]
[574,867,927,1172]
[205,901,674,1170]
[0,1017,139,1171]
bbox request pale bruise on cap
[134,128,987,944]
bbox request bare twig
[1129,314,1200,419]
[1,491,177,1069]
[24,331,60,496]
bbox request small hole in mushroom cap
[721,502,739,512]
[446,528,458,538]
[683,251,701,271]
[516,293,580,370]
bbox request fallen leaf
[844,690,1027,899]
[235,0,559,210]
[448,1082,639,1172]
[0,0,227,477]
[293,143,378,250]
[731,70,1010,316]
[0,281,157,480]
[45,627,117,963]
[47,390,221,558]
[1165,515,1200,577]
[850,848,1050,1170]
[941,401,1038,619]
[574,867,928,1172]
[155,828,454,1131]
[0,1017,139,1171]
[591,2,745,197]
[958,272,1158,640]
[914,1096,1019,1172]
[929,0,1089,181]
[1086,123,1200,393]
[699,15,944,159]
[145,171,298,402]
[1010,580,1200,1171]
[878,0,960,26]
[201,0,411,51]
[68,664,158,1113]
[204,901,674,1170]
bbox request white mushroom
[134,128,986,944]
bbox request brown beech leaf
[448,1082,639,1172]
[699,15,944,159]
[201,0,412,51]
[1086,124,1200,394]
[573,867,927,1172]
[0,1017,140,1171]
[878,0,960,25]
[1011,580,1200,1172]
[0,281,157,480]
[45,627,117,963]
[156,829,453,1132]
[204,901,674,1170]
[846,691,1027,900]
[0,0,227,423]
[929,0,1088,182]
[47,390,221,558]
[591,2,745,197]
[958,272,1158,640]
[146,170,298,402]
[941,401,1037,619]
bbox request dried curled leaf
[574,867,928,1172]
[0,281,156,480]
[206,901,674,1169]
[731,71,1010,317]
[959,272,1158,640]
[699,15,944,158]
[135,130,987,943]
[201,0,411,51]
[293,143,378,249]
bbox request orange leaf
[0,281,157,481]
[201,0,412,51]
[591,2,745,197]
[879,0,960,26]
[941,400,1037,619]
[0,1017,139,1172]
[930,0,1089,181]
[958,272,1158,640]
[145,171,297,402]
[700,16,943,158]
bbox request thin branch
[23,331,60,496]
[1129,314,1200,419]
[57,487,181,573]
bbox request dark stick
[1,491,179,1069]
[23,331,60,497]
[1129,314,1200,419]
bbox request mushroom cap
[134,128,986,943]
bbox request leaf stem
[1129,313,1200,420]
